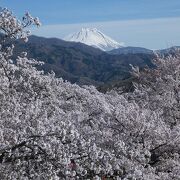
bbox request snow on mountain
[64,28,124,51]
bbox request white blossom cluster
[0,7,180,180]
[0,8,40,42]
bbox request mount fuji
[64,28,124,51]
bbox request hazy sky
[1,0,180,49]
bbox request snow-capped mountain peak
[64,28,124,51]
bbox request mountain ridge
[108,46,154,55]
[11,35,155,86]
[11,35,179,87]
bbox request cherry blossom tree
[0,6,180,180]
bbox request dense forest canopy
[0,7,180,180]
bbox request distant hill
[155,46,180,55]
[12,35,155,86]
[108,46,154,55]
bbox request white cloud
[31,17,180,49]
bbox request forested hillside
[12,35,155,86]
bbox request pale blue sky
[1,0,180,49]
